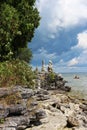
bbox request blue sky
[29,0,87,72]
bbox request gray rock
[21,88,34,99]
[17,125,27,130]
[72,126,87,130]
[35,89,49,95]
[36,94,50,101]
[0,107,9,119]
[0,88,15,98]
[0,120,17,130]
[55,81,65,88]
[8,104,26,116]
[7,116,30,126]
[0,128,16,130]
[0,86,22,98]
[62,86,71,92]
[79,104,87,111]
[35,89,50,101]
[35,109,46,120]
[0,104,9,119]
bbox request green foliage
[0,60,36,88]
[47,72,56,83]
[0,118,5,124]
[17,48,32,63]
[0,0,40,61]
[0,3,19,61]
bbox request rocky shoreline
[0,73,87,130]
[0,85,87,130]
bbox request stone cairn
[35,60,71,92]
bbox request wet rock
[62,86,71,92]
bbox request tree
[17,48,32,63]
[0,0,40,62]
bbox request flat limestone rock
[26,109,67,130]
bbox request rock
[0,87,17,98]
[63,86,71,92]
[29,101,38,107]
[17,125,27,130]
[79,104,87,111]
[1,85,87,130]
[67,116,79,127]
[84,110,87,114]
[0,120,17,130]
[1,86,35,99]
[0,107,9,119]
[0,128,16,130]
[55,81,65,88]
[7,116,30,126]
[26,109,67,130]
[0,86,47,129]
[8,104,26,116]
[35,89,50,101]
[0,86,27,99]
[21,88,34,99]
[72,126,87,130]
[35,94,50,101]
[60,106,73,115]
[38,71,71,92]
[35,89,49,95]
[35,109,46,120]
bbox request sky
[29,0,87,73]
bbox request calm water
[62,73,87,99]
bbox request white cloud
[67,49,87,67]
[36,0,87,34]
[77,50,87,65]
[77,30,87,49]
[54,66,87,73]
[59,59,64,64]
[68,57,79,66]
[69,30,87,67]
[34,47,57,61]
[53,62,87,72]
[34,1,87,72]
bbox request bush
[0,59,35,88]
[17,48,32,63]
[47,72,56,83]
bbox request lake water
[62,73,87,99]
